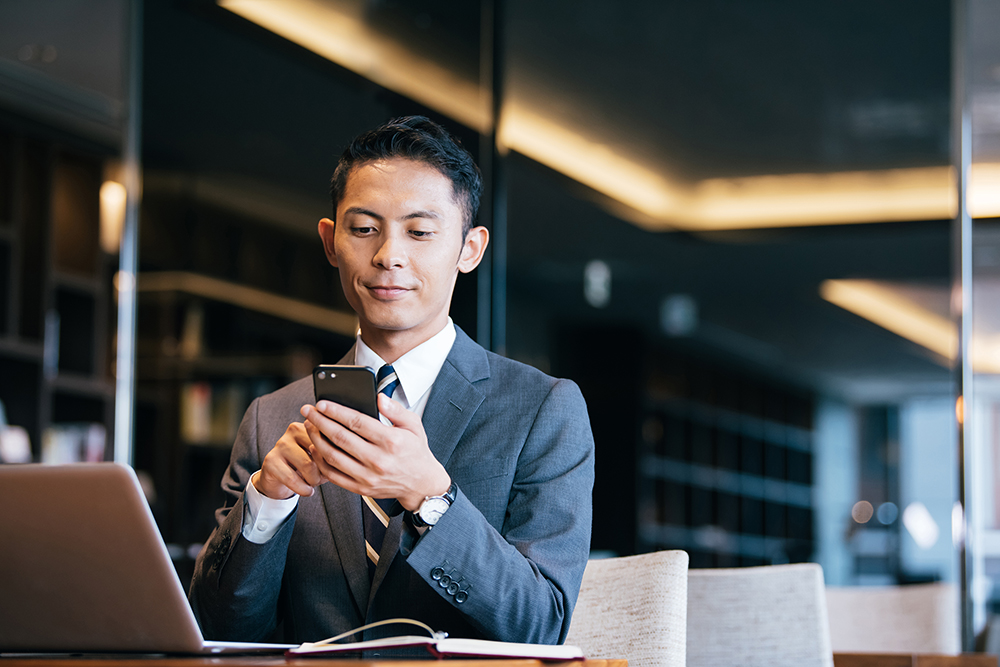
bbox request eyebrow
[342,206,441,222]
[404,210,441,221]
[343,206,384,222]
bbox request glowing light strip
[137,271,358,336]
[219,0,489,133]
[218,0,1000,231]
[820,279,957,360]
[498,103,682,221]
[820,279,1000,374]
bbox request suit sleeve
[403,378,595,644]
[188,397,297,641]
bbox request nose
[372,231,405,269]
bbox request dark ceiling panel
[507,0,951,180]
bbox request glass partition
[5,0,994,640]
[132,0,972,599]
[502,0,960,586]
[968,0,1000,638]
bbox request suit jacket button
[454,590,468,604]
[438,574,452,588]
[446,581,459,596]
[431,567,444,581]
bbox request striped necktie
[363,364,399,580]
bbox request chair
[686,563,834,667]
[825,582,959,654]
[565,550,689,667]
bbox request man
[189,116,595,646]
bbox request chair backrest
[687,563,834,667]
[565,550,689,667]
[825,582,959,654]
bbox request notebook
[0,462,291,654]
[289,635,585,660]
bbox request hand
[300,393,451,511]
[254,421,325,499]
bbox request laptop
[0,462,292,654]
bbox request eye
[351,225,375,235]
[409,229,433,238]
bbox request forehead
[341,158,459,210]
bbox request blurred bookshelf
[132,191,359,582]
[636,370,815,568]
[0,126,115,467]
[553,324,815,567]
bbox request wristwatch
[410,481,457,528]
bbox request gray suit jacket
[189,327,595,645]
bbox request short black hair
[330,116,483,235]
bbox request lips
[365,284,411,299]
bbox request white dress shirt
[241,319,457,543]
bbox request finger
[303,403,379,461]
[287,421,316,452]
[303,419,367,480]
[309,400,386,445]
[275,423,325,485]
[262,454,316,498]
[309,443,365,493]
[375,393,421,431]
[301,415,357,464]
[280,443,325,488]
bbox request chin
[359,309,416,332]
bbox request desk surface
[0,660,624,667]
[834,654,998,667]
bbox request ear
[318,218,338,268]
[457,226,489,274]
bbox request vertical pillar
[478,0,507,355]
[951,0,977,650]
[114,0,143,466]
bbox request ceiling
[216,0,1000,231]
[3,0,1000,402]
[0,0,125,144]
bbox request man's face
[319,158,487,354]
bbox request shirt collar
[353,319,457,409]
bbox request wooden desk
[0,659,623,667]
[834,653,998,667]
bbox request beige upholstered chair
[825,582,959,654]
[686,563,834,667]
[565,550,689,667]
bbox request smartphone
[312,365,378,419]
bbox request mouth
[364,284,411,299]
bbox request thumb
[377,391,398,416]
[377,392,414,427]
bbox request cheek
[422,248,461,282]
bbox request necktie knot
[376,364,399,398]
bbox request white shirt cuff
[242,470,299,544]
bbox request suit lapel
[421,327,489,468]
[319,481,370,615]
[369,515,405,606]
[368,328,489,602]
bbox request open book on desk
[288,635,585,661]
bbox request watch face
[418,497,451,525]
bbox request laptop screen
[0,463,209,653]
